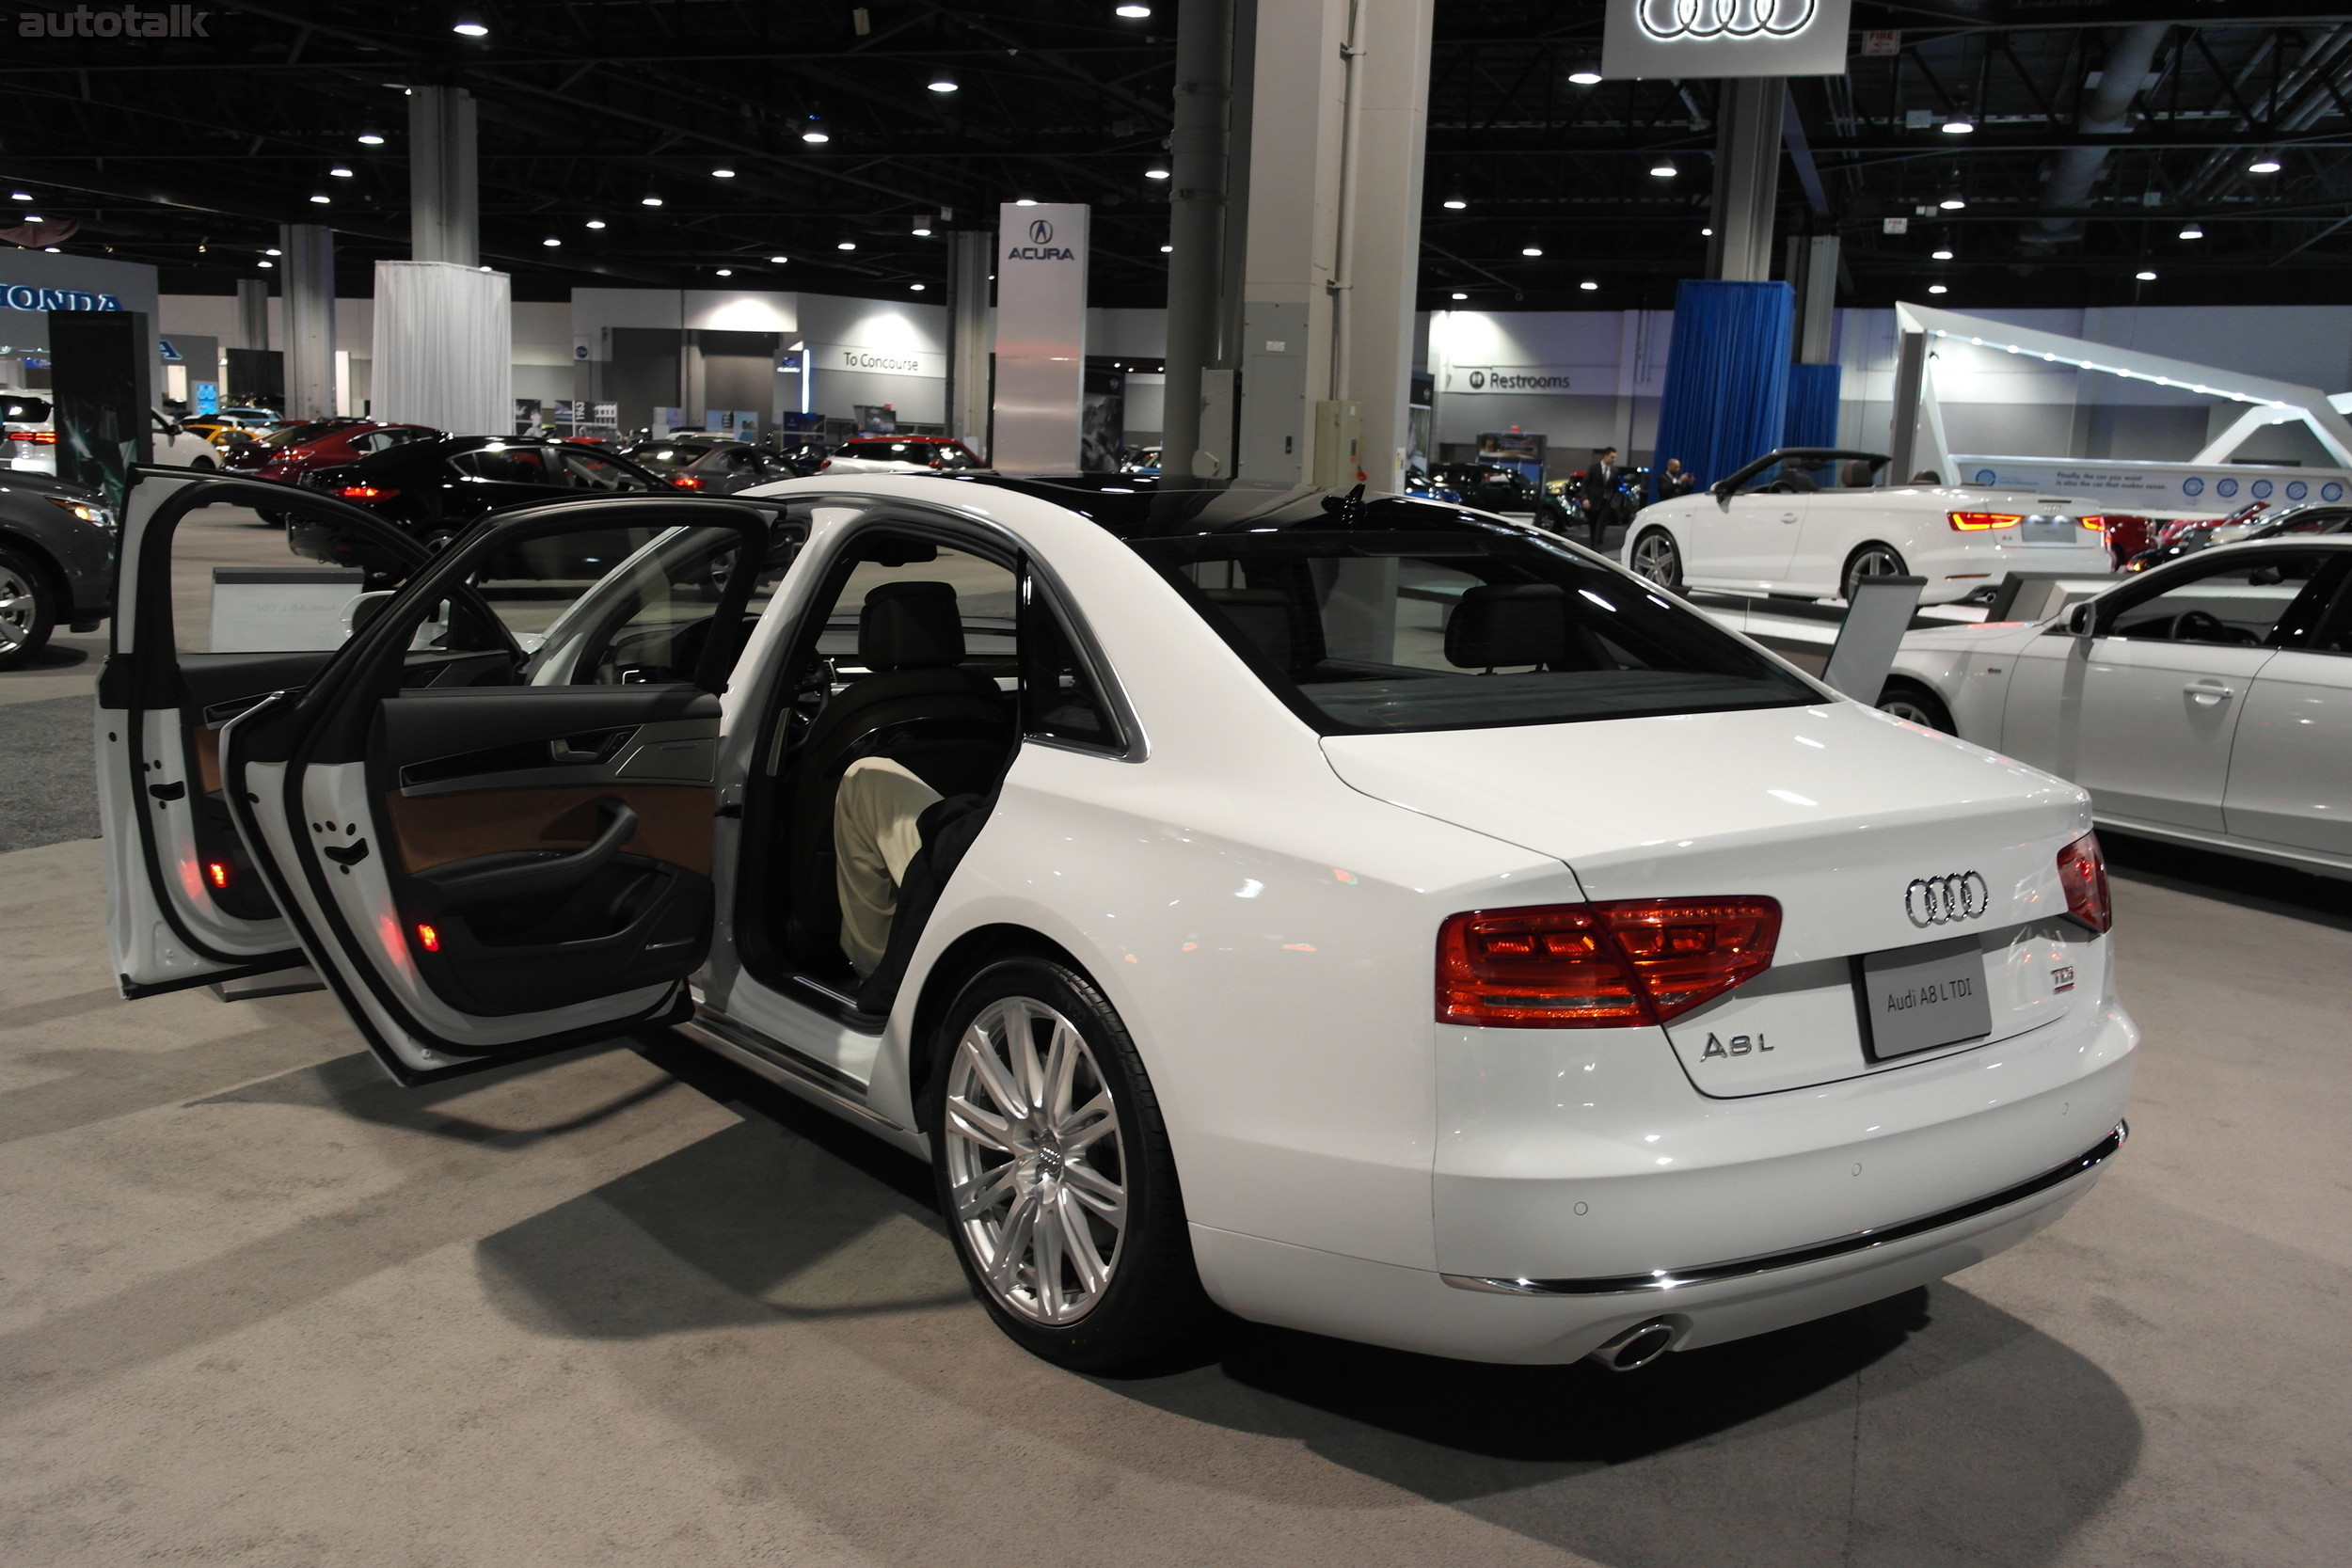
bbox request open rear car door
[99,470,432,998]
[215,494,774,1084]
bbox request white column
[946,230,993,452]
[409,86,480,268]
[278,223,337,420]
[1338,0,1435,495]
[1708,78,1785,283]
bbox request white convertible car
[1883,535,2352,879]
[1625,447,2117,603]
[100,469,2135,1374]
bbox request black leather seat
[783,581,1012,970]
[1445,583,1591,672]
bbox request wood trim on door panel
[382,784,714,876]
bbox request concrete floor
[4,564,2350,1565]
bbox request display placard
[993,202,1089,472]
[209,567,369,653]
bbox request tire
[190,455,216,471]
[1877,680,1956,734]
[1841,542,1909,600]
[1629,527,1683,590]
[0,545,57,670]
[928,956,1214,1372]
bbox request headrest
[1840,460,1875,489]
[1203,587,1295,667]
[1446,583,1569,670]
[859,580,964,670]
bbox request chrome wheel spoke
[1060,1159,1125,1224]
[1056,1190,1107,1297]
[951,1160,1018,1223]
[959,1025,1034,1132]
[1041,1019,1082,1122]
[1031,1190,1067,1317]
[1061,1091,1117,1149]
[989,1189,1040,1296]
[945,1092,1020,1155]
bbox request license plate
[1857,936,1993,1060]
[2020,517,2080,544]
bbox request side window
[1020,577,1123,750]
[559,450,650,492]
[2105,552,2334,648]
[452,447,555,484]
[813,536,1017,677]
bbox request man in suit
[1659,457,1696,499]
[1581,447,1623,547]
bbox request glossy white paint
[1626,483,2113,603]
[117,472,2144,1364]
[1888,536,2352,879]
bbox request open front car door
[217,495,775,1084]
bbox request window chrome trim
[1442,1122,2126,1298]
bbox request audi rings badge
[1905,872,1992,928]
[1637,0,1817,40]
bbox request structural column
[1162,0,1235,483]
[945,229,993,452]
[278,223,337,420]
[235,277,269,352]
[1708,77,1785,283]
[409,85,480,267]
[1234,0,1434,489]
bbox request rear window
[1131,521,1817,734]
[631,443,713,468]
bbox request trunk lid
[1325,701,2103,1096]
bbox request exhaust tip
[1587,1318,1677,1372]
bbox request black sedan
[300,436,678,546]
[2125,501,2352,572]
[1430,463,1574,529]
[621,436,801,494]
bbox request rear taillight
[818,456,833,470]
[1948,511,2023,531]
[6,429,57,445]
[669,473,704,489]
[333,483,397,501]
[1437,897,1781,1029]
[2055,832,2112,934]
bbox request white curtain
[371,261,512,436]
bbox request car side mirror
[1709,482,1735,508]
[2065,601,2097,638]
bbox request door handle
[2184,679,2236,705]
[420,799,639,903]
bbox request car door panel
[219,495,771,1083]
[2220,567,2352,856]
[1692,494,1804,588]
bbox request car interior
[2104,551,2345,645]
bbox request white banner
[1444,364,1581,395]
[1602,0,1853,79]
[993,202,1089,471]
[811,341,946,379]
[1951,454,2352,512]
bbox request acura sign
[1602,0,1852,77]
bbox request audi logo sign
[1601,0,1851,79]
[1905,872,1993,928]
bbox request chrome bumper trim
[1442,1120,2127,1298]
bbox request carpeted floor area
[0,695,98,853]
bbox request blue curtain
[1784,363,1842,453]
[1653,279,1794,492]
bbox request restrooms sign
[1602,0,1853,78]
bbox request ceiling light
[1116,4,1152,16]
[803,118,830,145]
[1931,248,1954,260]
[309,194,330,204]
[452,12,487,37]
[716,268,733,277]
[22,214,40,223]
[2179,225,2204,239]
[1940,195,1966,210]
[1015,198,1038,206]
[264,247,281,256]
[928,69,959,93]
[257,260,274,268]
[837,240,857,250]
[1701,226,1713,235]
[1580,280,1599,291]
[1159,244,1172,253]
[642,195,663,206]
[2136,269,2157,281]
[357,133,385,146]
[42,245,59,252]
[769,255,790,263]
[1941,118,1975,134]
[542,237,561,247]
[329,166,355,178]
[912,224,932,236]
[585,219,606,230]
[1451,292,1469,300]
[2249,157,2281,174]
[1650,160,1677,178]
[1521,245,1544,257]
[1442,197,1467,210]
[1568,70,1602,86]
[711,166,736,179]
[8,191,30,201]
[1145,166,1170,180]
[1928,283,1947,293]
[909,282,926,291]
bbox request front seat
[783,580,1012,971]
[1445,582,1594,673]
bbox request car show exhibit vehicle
[100,469,2135,1374]
[1626,448,2119,604]
[4,394,217,475]
[1883,537,2352,879]
[0,467,116,668]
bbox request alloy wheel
[0,562,36,655]
[1630,530,1681,587]
[1844,545,1907,598]
[1879,693,1944,729]
[942,995,1127,1326]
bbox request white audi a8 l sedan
[1626,447,2119,603]
[101,468,2136,1374]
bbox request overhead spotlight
[912,224,933,236]
[1115,4,1152,16]
[257,260,274,269]
[21,214,40,223]
[1442,197,1467,210]
[769,255,790,263]
[929,68,959,93]
[452,10,487,37]
[585,219,607,230]
[1928,283,1948,293]
[42,245,59,252]
[1931,247,1954,260]
[8,191,30,201]
[1941,118,1975,135]
[1450,292,1469,300]
[357,132,385,146]
[264,246,281,256]
[2249,156,2281,174]
[1580,279,1599,291]
[803,116,830,145]
[1145,166,1170,181]
[309,194,330,204]
[1159,244,1173,253]
[542,237,561,247]
[909,282,926,291]
[1939,195,1966,210]
[1521,245,1544,257]
[1701,226,1713,235]
[1650,160,1678,178]
[711,166,736,179]
[329,166,355,178]
[641,195,664,206]
[1015,198,1038,206]
[2136,269,2158,281]
[716,268,733,277]
[1568,70,1602,86]
[837,239,858,250]
[2179,224,2204,239]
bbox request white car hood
[1322,701,2090,962]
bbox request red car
[225,419,444,483]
